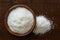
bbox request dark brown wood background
[0,0,60,40]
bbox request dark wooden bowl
[4,4,36,36]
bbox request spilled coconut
[7,7,34,34]
[33,16,53,34]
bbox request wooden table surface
[0,0,60,40]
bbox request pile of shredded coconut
[7,7,34,34]
[33,16,52,34]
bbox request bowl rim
[4,4,36,36]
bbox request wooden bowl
[4,4,36,36]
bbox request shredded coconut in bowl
[7,7,34,34]
[33,16,52,34]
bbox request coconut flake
[7,7,34,34]
[33,16,52,34]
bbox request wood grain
[0,0,60,40]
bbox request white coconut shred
[33,16,52,34]
[7,7,34,34]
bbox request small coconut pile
[33,16,52,34]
